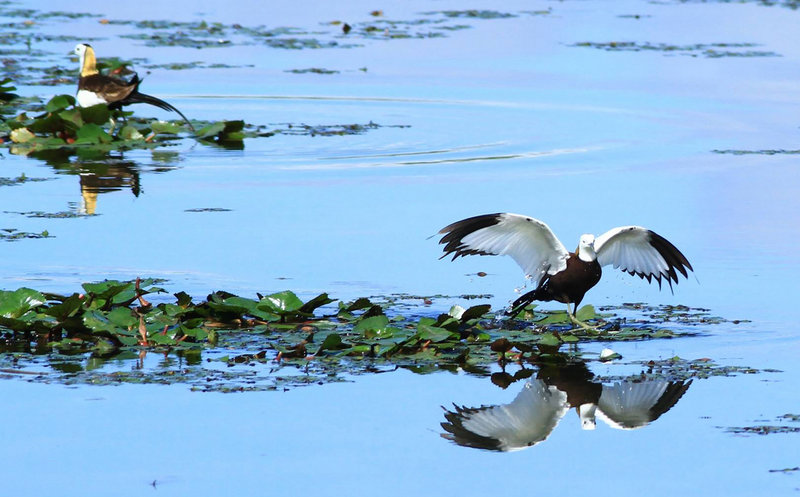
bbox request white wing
[597,380,691,430]
[441,380,569,451]
[594,226,693,290]
[439,213,569,287]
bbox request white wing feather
[440,213,570,287]
[594,226,692,287]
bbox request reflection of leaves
[0,228,52,241]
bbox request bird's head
[577,403,597,430]
[576,234,597,262]
[73,43,98,77]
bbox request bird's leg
[567,303,595,331]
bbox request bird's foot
[567,307,598,333]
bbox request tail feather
[126,89,196,132]
[508,288,545,317]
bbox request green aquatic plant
[0,280,744,390]
[0,280,733,355]
[1,94,190,154]
[571,41,780,57]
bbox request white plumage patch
[594,225,691,288]
[440,213,692,296]
[440,213,569,287]
[76,89,107,107]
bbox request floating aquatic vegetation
[0,173,51,187]
[713,149,800,155]
[613,356,773,382]
[0,278,742,390]
[723,413,800,436]
[0,94,191,156]
[4,210,95,218]
[0,77,17,102]
[184,207,233,213]
[142,61,254,70]
[285,68,340,74]
[265,121,409,137]
[0,228,51,241]
[672,0,800,10]
[571,41,780,57]
[423,10,518,19]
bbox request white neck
[577,235,597,262]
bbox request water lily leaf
[119,124,144,141]
[537,332,562,347]
[354,314,390,337]
[195,121,225,139]
[75,123,113,144]
[45,94,75,113]
[298,293,336,314]
[534,310,571,325]
[258,291,304,315]
[460,304,491,321]
[28,113,66,134]
[106,307,138,328]
[0,77,16,94]
[575,305,597,321]
[219,296,279,321]
[448,305,465,319]
[58,108,84,129]
[197,120,246,142]
[150,120,182,134]
[315,332,349,355]
[9,127,34,143]
[0,288,47,318]
[42,293,84,320]
[178,325,208,341]
[340,297,374,313]
[78,104,111,125]
[417,323,455,343]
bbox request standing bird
[73,43,195,132]
[438,213,693,323]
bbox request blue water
[1,0,800,495]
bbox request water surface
[1,0,799,495]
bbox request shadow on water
[441,356,691,451]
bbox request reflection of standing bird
[442,380,568,451]
[73,43,195,132]
[439,213,693,322]
[441,366,692,451]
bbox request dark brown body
[79,74,137,108]
[512,253,602,313]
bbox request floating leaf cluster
[0,173,51,187]
[571,41,780,57]
[723,413,800,436]
[0,228,51,241]
[0,279,738,390]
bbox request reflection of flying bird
[439,213,693,320]
[73,43,195,132]
[441,373,691,451]
[442,380,568,451]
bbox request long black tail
[127,89,196,133]
[507,288,547,317]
